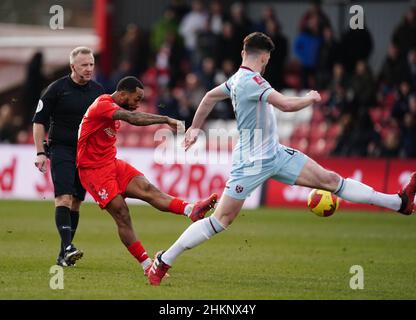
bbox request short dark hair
[243,32,275,54]
[116,76,144,92]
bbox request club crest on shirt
[235,185,244,193]
[98,188,108,200]
[252,75,266,86]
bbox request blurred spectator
[179,0,208,55]
[156,87,181,120]
[93,55,111,92]
[256,6,279,34]
[391,81,411,123]
[170,0,190,22]
[208,0,225,35]
[316,27,340,89]
[197,57,216,90]
[299,0,331,35]
[154,31,186,88]
[108,60,132,92]
[150,6,181,53]
[406,48,416,89]
[392,7,416,58]
[229,2,253,44]
[119,24,149,75]
[323,63,349,120]
[350,60,376,109]
[401,109,416,157]
[195,19,219,70]
[294,13,323,88]
[175,73,206,128]
[214,59,236,85]
[216,21,242,69]
[379,43,409,90]
[339,25,373,74]
[380,129,401,157]
[21,51,45,126]
[262,12,288,90]
[0,104,22,143]
[210,60,236,120]
[332,111,380,156]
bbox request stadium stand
[0,1,415,159]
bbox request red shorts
[78,159,143,209]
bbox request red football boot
[189,193,218,222]
[148,251,171,286]
[398,172,416,215]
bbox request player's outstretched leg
[106,195,152,275]
[148,195,243,286]
[125,176,218,222]
[295,158,415,215]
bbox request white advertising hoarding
[0,145,261,209]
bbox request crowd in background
[1,0,415,158]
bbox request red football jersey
[77,94,121,169]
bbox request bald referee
[33,47,105,267]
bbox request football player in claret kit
[77,76,217,275]
[147,32,416,285]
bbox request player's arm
[183,86,229,151]
[112,109,184,132]
[267,89,321,112]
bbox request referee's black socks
[70,210,80,242]
[55,206,72,251]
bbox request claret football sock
[70,211,80,241]
[55,206,72,250]
[168,198,191,216]
[161,215,226,266]
[128,240,151,269]
[335,178,401,211]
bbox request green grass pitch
[1,200,415,300]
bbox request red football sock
[168,198,189,215]
[127,241,149,263]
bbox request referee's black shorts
[49,144,86,201]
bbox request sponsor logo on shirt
[103,127,116,138]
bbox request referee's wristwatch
[37,152,47,156]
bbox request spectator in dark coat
[379,43,409,90]
[316,27,340,89]
[339,26,373,74]
[350,60,376,109]
[392,8,416,58]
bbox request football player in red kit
[77,76,217,276]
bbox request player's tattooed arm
[113,109,184,132]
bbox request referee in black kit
[33,47,104,267]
